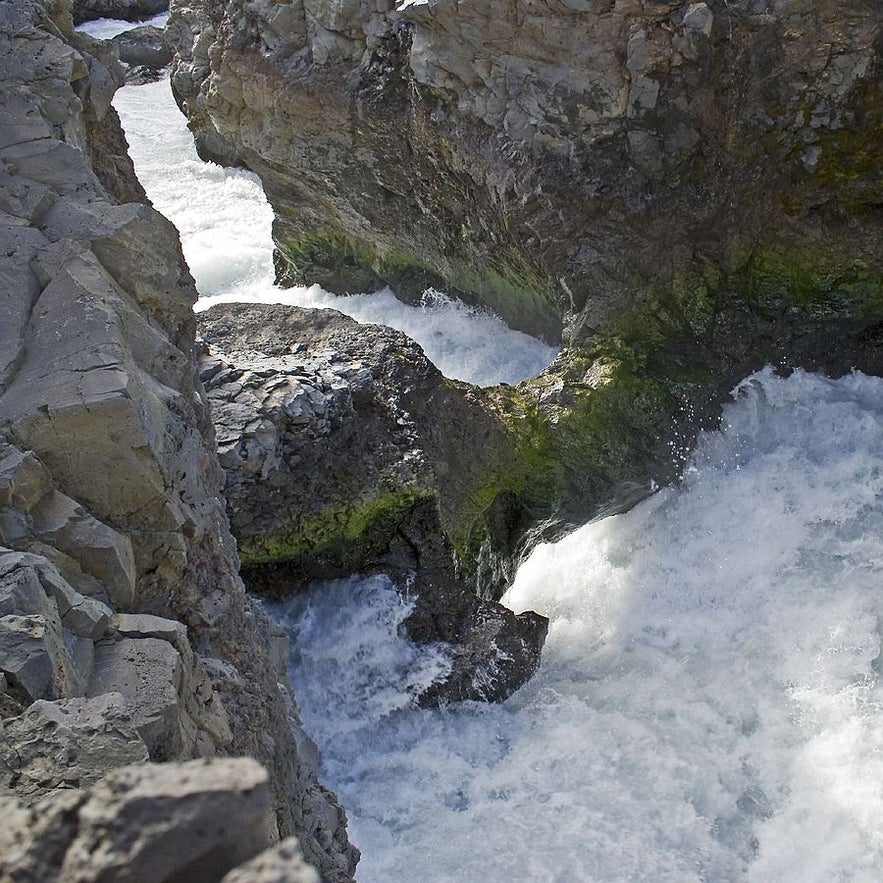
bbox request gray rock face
[60,759,272,882]
[200,303,548,704]
[169,0,882,344]
[171,0,882,606]
[0,758,290,883]
[72,0,167,25]
[87,637,191,759]
[0,693,150,799]
[0,3,356,879]
[112,25,173,83]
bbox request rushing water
[77,11,170,40]
[274,368,883,882]
[91,19,883,880]
[111,77,558,386]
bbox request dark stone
[111,26,172,72]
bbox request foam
[280,368,883,881]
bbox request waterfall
[274,368,883,882]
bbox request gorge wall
[170,0,881,593]
[0,2,356,879]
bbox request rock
[0,4,357,877]
[170,0,882,341]
[59,759,272,883]
[72,0,168,25]
[0,444,137,607]
[200,304,549,702]
[111,25,172,71]
[0,693,150,799]
[112,611,188,644]
[170,0,883,597]
[87,637,190,760]
[0,759,312,883]
[0,613,75,702]
[0,790,87,883]
[0,548,112,639]
[221,837,320,883]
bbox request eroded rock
[0,5,356,875]
[199,303,548,703]
[0,758,303,883]
[0,693,150,799]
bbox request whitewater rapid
[111,77,557,387]
[95,22,883,881]
[275,368,883,882]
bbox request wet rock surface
[199,302,548,704]
[170,0,882,601]
[169,0,882,341]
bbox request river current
[277,368,883,882]
[99,38,883,883]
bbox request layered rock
[199,303,547,703]
[0,2,356,878]
[169,0,881,337]
[170,0,883,591]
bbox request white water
[77,11,169,40]
[277,368,883,882]
[111,77,558,386]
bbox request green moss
[277,227,561,340]
[731,247,883,320]
[238,486,433,567]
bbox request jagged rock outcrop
[111,26,173,82]
[0,2,356,879]
[170,0,882,591]
[199,303,547,703]
[169,0,881,338]
[0,758,316,883]
[72,0,167,25]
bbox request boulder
[59,759,273,883]
[87,637,190,759]
[0,693,150,799]
[200,304,549,703]
[0,759,308,883]
[111,25,172,72]
[0,612,77,702]
[221,837,320,883]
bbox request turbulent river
[102,45,883,883]
[274,368,883,882]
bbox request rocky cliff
[0,2,356,879]
[169,0,881,594]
